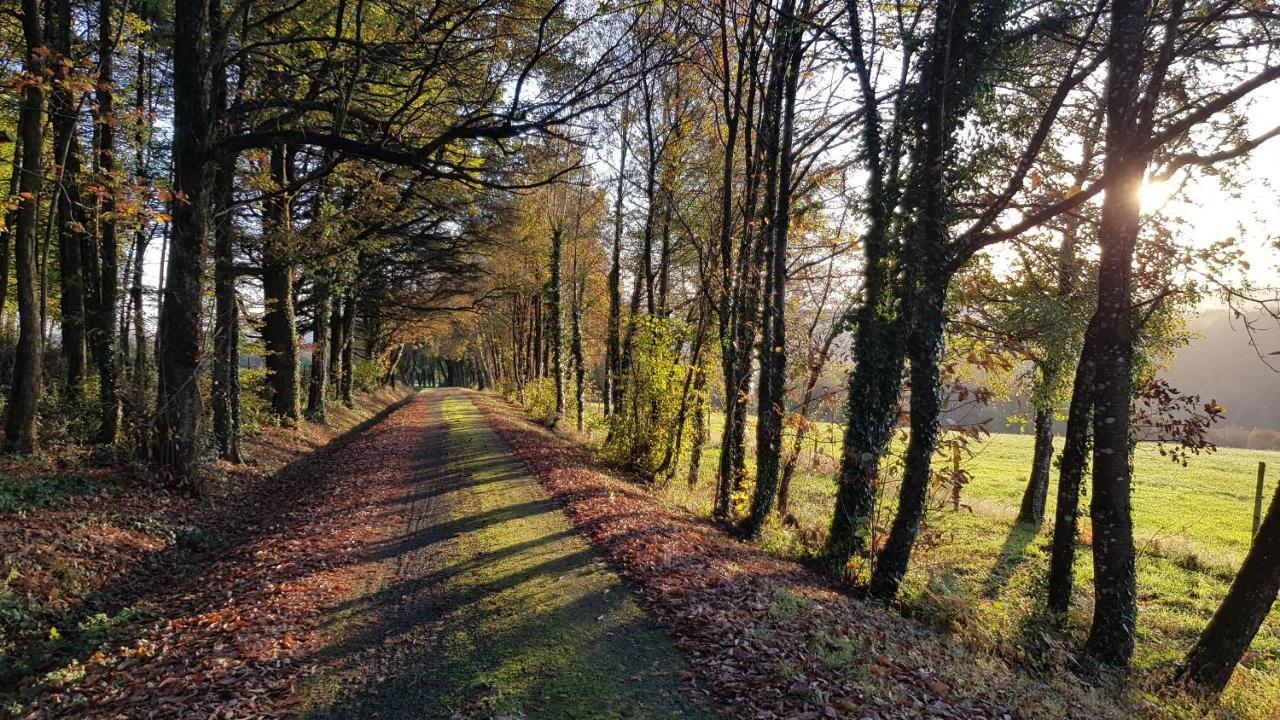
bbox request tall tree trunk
[211,155,241,462]
[328,286,344,387]
[92,0,121,442]
[605,101,628,416]
[615,168,652,437]
[1047,322,1097,614]
[49,0,87,400]
[1018,113,1097,527]
[154,0,214,481]
[3,0,46,454]
[745,0,804,538]
[818,35,905,573]
[548,228,564,425]
[868,274,948,601]
[153,182,170,359]
[55,164,88,401]
[714,76,769,520]
[208,0,238,460]
[118,241,131,367]
[1017,407,1055,524]
[862,0,1013,599]
[1082,0,1152,667]
[687,364,708,487]
[340,290,355,405]
[127,43,150,412]
[819,0,908,571]
[822,0,1010,581]
[570,271,586,432]
[659,299,710,480]
[639,83,659,319]
[128,230,146,400]
[712,39,742,507]
[39,191,52,344]
[0,139,19,333]
[1177,482,1280,693]
[822,311,906,574]
[532,295,543,378]
[307,277,332,421]
[656,199,671,318]
[262,146,299,420]
[715,288,758,518]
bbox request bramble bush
[607,316,698,480]
[523,376,560,425]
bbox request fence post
[951,440,962,511]
[1254,461,1268,538]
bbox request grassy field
[567,404,1280,714]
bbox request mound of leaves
[474,393,1124,720]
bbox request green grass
[303,392,711,719]
[431,396,709,719]
[565,401,1280,715]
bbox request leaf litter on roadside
[473,393,1123,720]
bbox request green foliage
[0,599,154,702]
[0,475,100,513]
[33,391,105,454]
[110,515,218,550]
[606,316,701,480]
[238,367,276,432]
[522,376,559,425]
[495,380,521,402]
[351,358,384,393]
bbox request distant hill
[1162,308,1280,432]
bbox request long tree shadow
[980,521,1044,600]
[309,583,709,719]
[303,396,712,719]
[4,394,420,693]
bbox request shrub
[352,358,383,392]
[238,367,275,432]
[523,376,559,425]
[606,316,701,480]
[495,380,520,402]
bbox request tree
[261,146,301,421]
[92,0,122,442]
[1063,0,1280,667]
[3,0,47,454]
[548,224,565,426]
[211,155,242,461]
[742,0,810,538]
[1178,481,1280,693]
[145,0,644,479]
[49,0,88,401]
[153,0,214,479]
[605,99,629,417]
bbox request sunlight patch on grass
[421,396,710,719]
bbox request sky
[1144,84,1280,288]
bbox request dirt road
[303,389,711,719]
